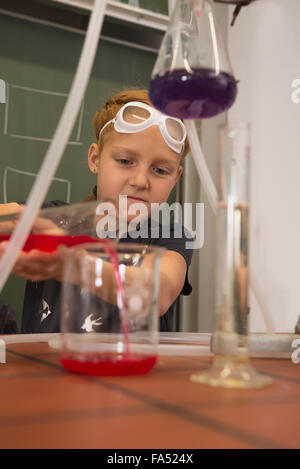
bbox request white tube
[0,0,107,294]
[184,119,275,334]
[184,120,217,214]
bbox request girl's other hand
[0,241,64,282]
[0,202,21,216]
[0,203,23,234]
[31,216,66,236]
[0,203,65,282]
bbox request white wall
[227,0,300,332]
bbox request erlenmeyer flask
[149,0,238,119]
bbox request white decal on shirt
[81,314,102,332]
[40,299,52,323]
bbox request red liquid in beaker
[0,233,100,252]
[61,353,157,376]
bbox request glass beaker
[60,242,165,376]
[149,0,238,119]
[0,200,118,252]
[191,123,272,388]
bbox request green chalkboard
[0,13,157,329]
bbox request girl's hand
[0,243,64,282]
[0,203,20,216]
[0,203,23,234]
[0,206,66,282]
[31,216,66,236]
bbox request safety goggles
[99,101,186,154]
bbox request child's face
[88,126,183,222]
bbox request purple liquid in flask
[149,68,238,120]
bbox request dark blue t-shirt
[21,200,193,333]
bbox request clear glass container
[191,123,272,388]
[149,0,238,119]
[60,242,165,376]
[0,200,117,252]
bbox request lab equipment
[60,243,164,376]
[149,0,275,354]
[0,201,115,252]
[149,0,237,119]
[191,124,272,388]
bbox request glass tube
[191,123,272,388]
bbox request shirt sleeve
[149,222,193,296]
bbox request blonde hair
[93,89,189,158]
[83,89,189,202]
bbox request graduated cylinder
[213,123,250,357]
